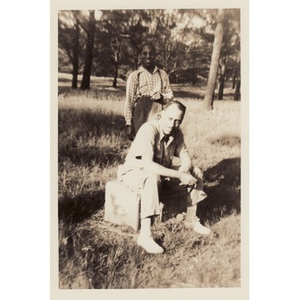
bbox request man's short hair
[164,100,186,117]
[140,42,156,54]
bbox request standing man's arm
[160,70,173,102]
[124,72,138,126]
[124,72,138,138]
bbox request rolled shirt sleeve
[160,70,174,102]
[134,124,156,161]
[124,72,138,125]
[123,123,157,169]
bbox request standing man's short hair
[140,42,156,54]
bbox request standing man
[124,43,173,138]
[118,100,211,254]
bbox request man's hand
[151,91,162,101]
[178,166,191,174]
[125,125,133,140]
[179,172,197,186]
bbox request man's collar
[138,65,159,74]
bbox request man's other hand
[179,172,197,186]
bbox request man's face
[141,45,155,69]
[160,105,184,136]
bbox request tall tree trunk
[213,80,217,102]
[81,11,96,90]
[218,74,225,100]
[232,68,236,89]
[112,60,118,88]
[232,55,239,89]
[71,22,80,89]
[72,63,79,89]
[217,63,226,100]
[203,9,225,110]
[112,41,120,88]
[234,78,241,100]
[234,55,241,100]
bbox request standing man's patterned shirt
[124,66,173,125]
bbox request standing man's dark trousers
[132,96,164,134]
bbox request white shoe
[137,235,164,254]
[185,218,211,235]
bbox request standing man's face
[141,45,155,70]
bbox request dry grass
[57,75,241,289]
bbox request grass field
[57,74,242,288]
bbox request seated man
[117,100,211,254]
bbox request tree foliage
[58,9,241,92]
[58,11,86,88]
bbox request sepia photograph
[5,0,300,299]
[51,1,248,299]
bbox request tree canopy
[58,9,240,91]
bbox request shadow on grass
[58,108,126,136]
[198,158,241,224]
[58,158,240,227]
[59,109,130,166]
[59,144,124,167]
[158,158,241,225]
[58,109,129,225]
[59,190,105,224]
[173,90,205,99]
[159,182,189,222]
